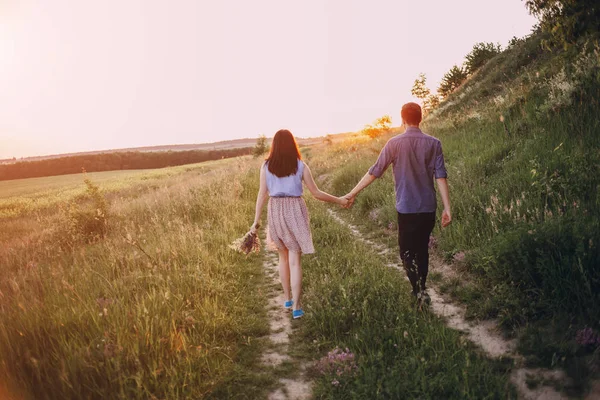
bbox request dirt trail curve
[260,252,312,400]
[326,209,600,400]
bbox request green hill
[427,31,600,383]
[321,30,600,388]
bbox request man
[345,102,451,305]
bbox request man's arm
[436,177,452,227]
[346,172,377,201]
[344,141,393,206]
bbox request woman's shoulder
[298,159,307,171]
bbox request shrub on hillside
[411,73,430,99]
[464,42,502,75]
[525,0,600,48]
[411,73,440,114]
[438,66,468,98]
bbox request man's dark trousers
[397,212,436,295]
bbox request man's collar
[405,126,422,133]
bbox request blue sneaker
[284,300,293,309]
[292,309,305,319]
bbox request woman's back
[265,159,304,197]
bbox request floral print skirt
[266,197,315,254]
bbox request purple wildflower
[428,236,437,249]
[453,251,466,262]
[576,327,600,347]
[316,347,358,379]
[368,209,380,222]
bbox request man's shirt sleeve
[368,141,394,178]
[434,141,448,179]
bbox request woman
[250,129,348,319]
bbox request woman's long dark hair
[265,129,302,177]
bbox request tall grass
[293,200,513,399]
[306,32,600,388]
[0,159,272,399]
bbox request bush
[65,176,109,243]
[525,0,600,48]
[464,42,502,75]
[252,135,269,158]
[438,66,468,98]
[361,115,392,139]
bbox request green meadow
[0,152,515,399]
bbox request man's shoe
[284,300,293,309]
[292,309,305,319]
[417,291,431,306]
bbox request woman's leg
[288,250,303,310]
[278,247,291,302]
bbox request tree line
[0,147,252,181]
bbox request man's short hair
[401,102,422,125]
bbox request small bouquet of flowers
[229,224,261,255]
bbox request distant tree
[323,134,334,145]
[464,42,502,75]
[0,148,252,181]
[252,135,269,158]
[507,35,524,49]
[411,73,441,114]
[374,115,392,131]
[424,94,441,113]
[438,65,468,98]
[362,115,392,139]
[525,0,600,48]
[411,73,431,100]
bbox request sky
[0,1,537,159]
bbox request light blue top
[265,159,304,197]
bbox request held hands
[338,197,350,208]
[340,193,356,209]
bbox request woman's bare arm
[251,164,269,232]
[303,163,348,206]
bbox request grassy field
[0,159,236,219]
[0,169,154,198]
[1,144,520,399]
[0,156,277,399]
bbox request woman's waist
[269,194,303,198]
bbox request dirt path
[326,209,587,400]
[260,252,312,400]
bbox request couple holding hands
[250,102,452,319]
